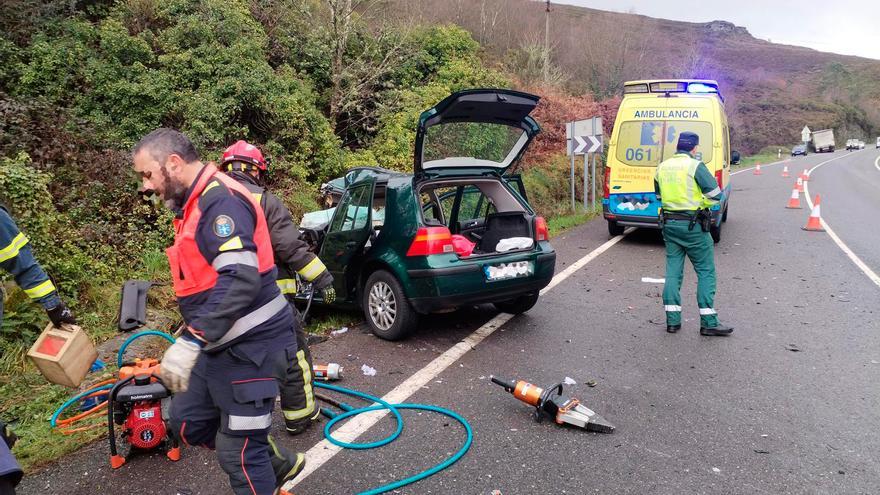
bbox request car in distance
[791,144,808,156]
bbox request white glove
[160,338,202,393]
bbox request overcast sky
[553,0,880,60]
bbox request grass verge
[733,146,791,171]
[547,203,600,236]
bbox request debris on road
[563,377,577,385]
[754,449,770,454]
[786,344,802,352]
[361,364,377,376]
[331,326,349,336]
[712,467,721,473]
[641,277,665,283]
[586,380,598,388]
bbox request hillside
[384,0,880,152]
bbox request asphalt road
[19,149,880,494]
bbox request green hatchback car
[302,89,557,340]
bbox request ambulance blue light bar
[686,82,719,94]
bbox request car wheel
[493,292,540,314]
[363,270,417,341]
[710,221,722,244]
[608,220,625,236]
[722,203,728,223]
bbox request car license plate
[484,261,534,281]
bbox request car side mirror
[730,151,741,165]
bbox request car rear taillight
[406,226,454,256]
[534,216,549,242]
[715,170,723,190]
[603,165,611,198]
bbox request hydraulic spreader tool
[491,376,615,433]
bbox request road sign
[573,135,602,154]
[801,126,811,143]
[566,118,603,140]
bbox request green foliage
[14,0,342,180]
[358,26,511,172]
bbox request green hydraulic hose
[314,381,473,495]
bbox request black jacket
[226,171,333,292]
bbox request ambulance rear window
[615,120,713,166]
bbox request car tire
[363,270,417,341]
[493,292,540,315]
[608,220,625,236]
[722,204,728,223]
[710,221,722,244]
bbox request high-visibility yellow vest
[655,153,714,211]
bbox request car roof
[343,166,410,186]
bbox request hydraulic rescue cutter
[491,376,615,433]
[108,358,180,468]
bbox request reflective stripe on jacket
[0,206,60,310]
[655,153,719,211]
[167,165,275,297]
[225,171,333,294]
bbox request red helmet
[221,140,267,172]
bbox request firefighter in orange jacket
[132,128,303,495]
[220,140,334,435]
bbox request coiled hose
[314,381,473,495]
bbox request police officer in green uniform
[654,132,733,336]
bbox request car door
[319,179,376,299]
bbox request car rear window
[423,122,527,168]
[615,120,713,166]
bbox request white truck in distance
[812,129,835,153]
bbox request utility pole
[544,0,551,82]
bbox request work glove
[46,301,76,328]
[160,338,202,394]
[0,421,17,449]
[319,286,336,305]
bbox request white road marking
[284,230,631,489]
[731,157,790,176]
[874,154,880,173]
[803,154,880,290]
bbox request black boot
[666,324,681,333]
[285,407,321,436]
[268,436,306,492]
[700,324,734,336]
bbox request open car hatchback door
[413,89,541,176]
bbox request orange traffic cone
[753,163,763,175]
[786,184,802,209]
[796,176,804,193]
[800,169,809,181]
[781,165,790,178]
[802,195,825,231]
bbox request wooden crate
[27,323,97,388]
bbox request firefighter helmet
[221,140,267,172]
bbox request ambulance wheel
[608,220,625,236]
[710,222,722,244]
[363,270,416,341]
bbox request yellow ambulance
[603,79,733,242]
